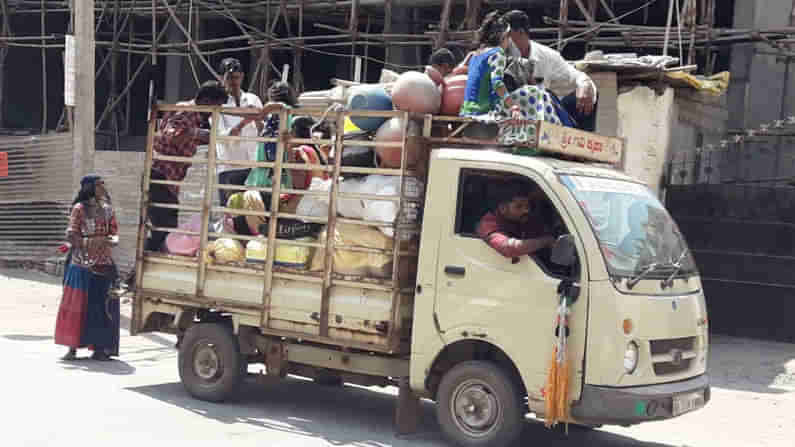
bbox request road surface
[1,268,793,447]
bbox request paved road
[2,268,794,447]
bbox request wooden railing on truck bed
[134,105,431,353]
[132,104,624,354]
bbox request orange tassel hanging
[557,355,570,422]
[545,296,571,429]
[544,348,559,428]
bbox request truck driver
[476,180,556,258]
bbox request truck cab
[412,149,709,444]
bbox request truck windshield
[560,175,697,278]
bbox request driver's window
[453,169,574,278]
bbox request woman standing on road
[54,175,120,361]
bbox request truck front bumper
[570,374,710,426]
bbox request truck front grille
[649,336,697,376]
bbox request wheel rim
[450,379,502,438]
[193,341,223,381]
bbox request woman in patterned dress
[459,11,519,117]
[54,175,120,361]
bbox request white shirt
[508,39,596,98]
[214,90,263,172]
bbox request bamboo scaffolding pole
[39,0,46,132]
[437,0,452,49]
[124,0,134,134]
[159,0,219,80]
[15,0,795,158]
[558,0,569,50]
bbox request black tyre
[436,361,524,447]
[178,323,244,402]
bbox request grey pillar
[73,0,95,185]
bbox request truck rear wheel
[178,323,244,402]
[436,361,524,447]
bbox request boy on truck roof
[427,47,456,78]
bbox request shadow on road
[708,335,795,395]
[128,377,676,447]
[2,334,53,342]
[60,358,137,375]
[119,313,177,349]
[0,268,62,286]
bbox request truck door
[433,166,589,403]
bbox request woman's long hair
[72,178,112,206]
[478,11,508,48]
[72,182,96,205]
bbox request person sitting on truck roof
[501,57,576,136]
[459,11,520,117]
[503,10,597,131]
[476,180,556,258]
[426,48,456,84]
[145,81,228,253]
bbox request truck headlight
[623,341,639,374]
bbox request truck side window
[454,169,505,237]
[454,169,576,278]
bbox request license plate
[672,391,704,416]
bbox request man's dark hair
[219,57,243,74]
[503,10,531,34]
[195,80,227,103]
[429,48,456,67]
[495,179,532,207]
[291,116,316,139]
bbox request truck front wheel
[436,361,524,447]
[178,323,244,402]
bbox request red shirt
[152,101,203,196]
[476,211,546,258]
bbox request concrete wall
[616,85,676,196]
[95,147,211,274]
[725,0,795,182]
[729,0,795,130]
[668,88,730,184]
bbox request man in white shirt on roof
[215,57,264,206]
[503,10,598,131]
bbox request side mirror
[551,234,577,267]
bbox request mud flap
[394,377,420,435]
